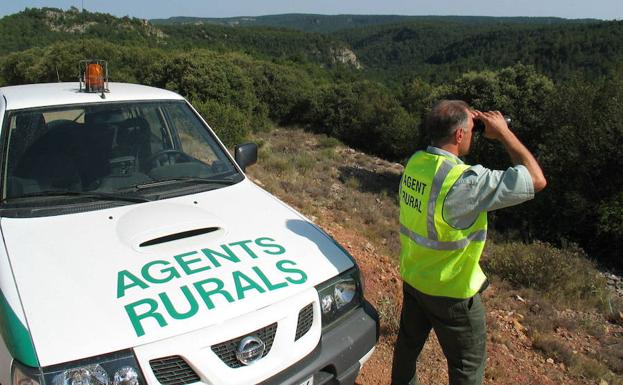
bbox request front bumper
[261,301,379,385]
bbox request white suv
[0,68,378,385]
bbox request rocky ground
[604,273,623,299]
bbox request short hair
[425,100,470,144]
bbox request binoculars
[473,116,512,134]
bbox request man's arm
[474,110,547,192]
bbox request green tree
[242,61,322,126]
[318,80,419,160]
[146,50,268,131]
[434,64,555,170]
[536,76,623,267]
[192,99,249,147]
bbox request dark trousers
[391,283,486,385]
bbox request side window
[6,112,50,176]
[165,103,221,165]
[138,105,171,152]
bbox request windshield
[1,100,242,210]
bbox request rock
[330,47,363,69]
[546,358,554,364]
[515,295,527,303]
[599,380,609,385]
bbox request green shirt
[426,146,535,229]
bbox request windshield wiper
[128,177,238,191]
[1,190,152,204]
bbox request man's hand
[473,110,510,140]
[472,110,547,192]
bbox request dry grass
[531,331,622,384]
[377,294,401,336]
[532,332,577,367]
[482,241,613,313]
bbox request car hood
[1,179,353,366]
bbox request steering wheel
[146,149,193,169]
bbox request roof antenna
[81,0,85,53]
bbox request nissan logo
[236,336,266,365]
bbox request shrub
[532,332,577,367]
[316,80,420,161]
[533,333,622,384]
[482,241,609,310]
[244,62,321,126]
[319,147,338,161]
[293,153,315,175]
[317,135,341,149]
[192,99,249,147]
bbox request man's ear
[455,127,464,144]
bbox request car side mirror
[234,142,258,172]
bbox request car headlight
[315,267,363,328]
[12,350,143,385]
[12,361,41,385]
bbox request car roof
[0,82,185,111]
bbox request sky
[0,0,621,20]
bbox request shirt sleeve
[442,164,535,229]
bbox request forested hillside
[151,14,598,33]
[337,20,623,83]
[151,14,420,32]
[0,7,165,54]
[1,7,622,271]
[0,8,354,68]
[157,23,352,65]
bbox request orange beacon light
[85,63,104,91]
[79,60,108,96]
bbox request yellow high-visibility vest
[399,150,487,299]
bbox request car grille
[295,303,314,341]
[211,323,278,368]
[151,304,315,375]
[149,355,200,385]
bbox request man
[391,100,546,385]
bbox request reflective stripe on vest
[400,224,487,250]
